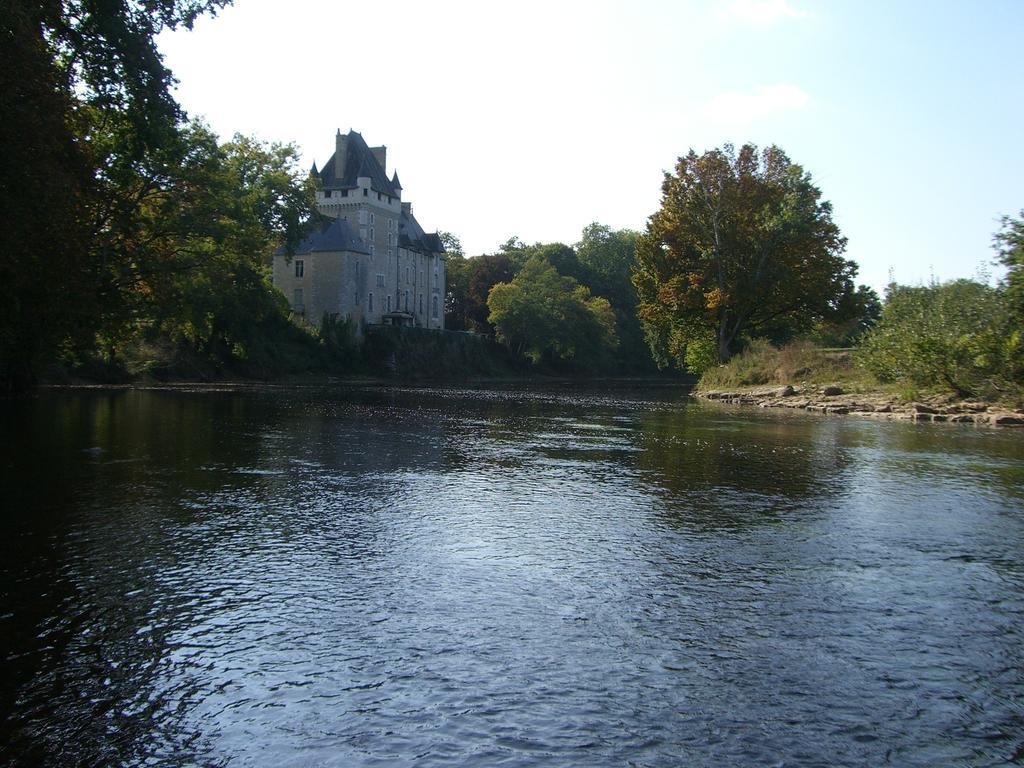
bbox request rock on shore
[696,385,1024,427]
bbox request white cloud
[702,84,810,125]
[725,0,807,25]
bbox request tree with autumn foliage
[633,144,855,369]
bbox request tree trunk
[717,324,732,363]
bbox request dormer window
[324,190,332,198]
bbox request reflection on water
[1,386,1023,767]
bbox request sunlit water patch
[1,385,1022,767]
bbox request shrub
[856,279,1021,401]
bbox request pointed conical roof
[391,171,402,190]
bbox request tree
[0,0,231,388]
[438,232,468,330]
[633,144,852,368]
[487,256,617,368]
[0,3,94,387]
[574,223,657,371]
[856,279,1021,399]
[465,253,517,332]
[994,211,1024,321]
[807,283,882,347]
[576,223,640,310]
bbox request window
[370,244,375,255]
[406,266,410,283]
[377,192,382,200]
[369,293,373,312]
[432,295,439,319]
[376,273,385,288]
[370,213,375,225]
[419,294,423,314]
[324,190,331,198]
[294,260,304,278]
[341,189,349,197]
[363,188,368,197]
[387,295,391,312]
[293,288,304,312]
[370,227,374,241]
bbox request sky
[157,0,1024,294]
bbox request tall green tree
[633,144,852,368]
[487,256,617,368]
[576,223,640,310]
[0,0,231,387]
[437,232,468,330]
[574,223,656,371]
[995,210,1024,321]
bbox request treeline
[443,225,658,374]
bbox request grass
[697,339,877,391]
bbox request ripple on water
[0,386,1022,767]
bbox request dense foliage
[0,0,341,387]
[443,224,655,373]
[856,279,1022,401]
[995,211,1024,322]
[633,144,863,369]
[487,256,617,369]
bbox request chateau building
[273,130,446,329]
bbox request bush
[856,280,1021,401]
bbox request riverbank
[696,384,1024,427]
[34,372,695,394]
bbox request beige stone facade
[272,130,446,330]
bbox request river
[1,385,1022,767]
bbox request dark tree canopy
[0,0,232,387]
[633,144,853,368]
[465,254,517,333]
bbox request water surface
[1,385,1022,766]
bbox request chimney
[370,145,387,172]
[335,129,348,180]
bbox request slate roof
[399,208,445,255]
[319,130,400,196]
[275,217,370,256]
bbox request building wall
[298,150,445,330]
[274,250,367,327]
